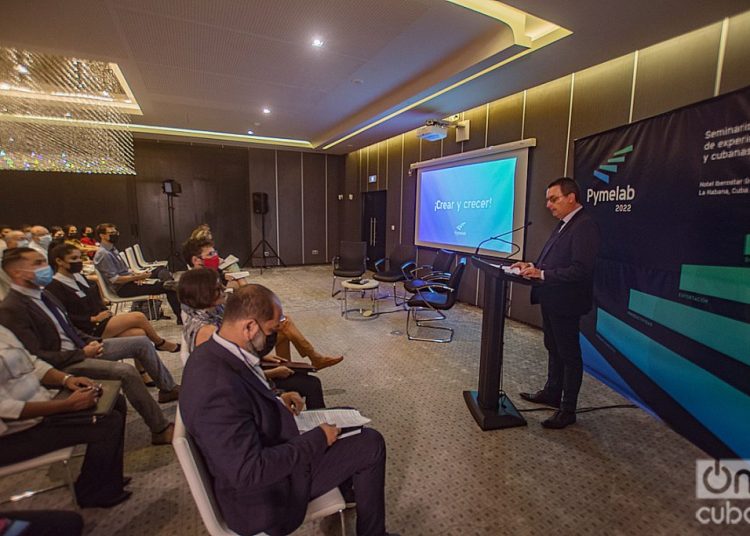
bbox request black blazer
[530,209,600,316]
[0,288,96,369]
[46,278,107,335]
[180,337,328,536]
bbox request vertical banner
[574,87,750,459]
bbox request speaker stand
[246,211,285,274]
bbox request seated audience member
[182,238,343,370]
[79,225,98,258]
[189,223,212,241]
[47,243,180,351]
[93,223,182,324]
[0,247,177,444]
[3,230,28,250]
[178,269,325,408]
[0,225,11,252]
[50,226,65,240]
[63,224,98,255]
[28,225,52,259]
[180,284,391,536]
[0,325,130,508]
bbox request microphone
[473,221,533,256]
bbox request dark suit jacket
[180,337,328,536]
[0,288,96,369]
[46,278,107,335]
[530,209,600,317]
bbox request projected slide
[417,157,517,253]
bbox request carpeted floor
[0,266,737,535]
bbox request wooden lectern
[463,256,539,430]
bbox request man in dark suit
[0,247,176,444]
[511,177,600,429]
[180,284,393,536]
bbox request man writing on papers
[511,177,600,429]
[180,284,396,536]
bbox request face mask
[202,254,221,271]
[85,232,93,239]
[30,265,54,287]
[38,234,52,247]
[17,239,29,248]
[68,261,84,274]
[247,327,277,358]
[108,233,120,244]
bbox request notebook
[48,380,121,422]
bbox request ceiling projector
[416,121,448,141]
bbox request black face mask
[250,330,277,358]
[68,261,84,274]
[108,233,120,244]
[84,232,93,238]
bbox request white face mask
[38,234,52,247]
[17,239,29,248]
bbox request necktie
[536,220,565,265]
[40,292,87,348]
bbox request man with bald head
[28,225,52,259]
[180,284,393,536]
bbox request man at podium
[511,177,600,429]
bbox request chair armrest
[423,271,451,281]
[421,282,455,293]
[331,256,340,269]
[374,258,387,272]
[410,264,433,278]
[400,260,416,278]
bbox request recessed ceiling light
[262,107,271,114]
[14,65,29,74]
[247,129,254,135]
[312,38,324,48]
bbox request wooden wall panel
[326,154,344,262]
[567,54,635,176]
[486,93,524,147]
[632,23,721,122]
[721,11,750,94]
[276,150,303,265]
[302,153,326,265]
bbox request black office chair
[403,248,457,295]
[372,244,416,306]
[331,241,367,297]
[405,257,466,343]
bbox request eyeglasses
[546,195,562,203]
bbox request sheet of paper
[225,271,250,279]
[295,409,371,433]
[219,255,240,270]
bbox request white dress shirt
[0,325,54,436]
[212,332,271,390]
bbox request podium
[463,256,538,430]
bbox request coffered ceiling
[1,0,748,153]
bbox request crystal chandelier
[0,48,140,174]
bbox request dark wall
[341,13,750,326]
[0,140,345,268]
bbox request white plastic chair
[126,246,167,271]
[93,266,163,318]
[173,410,346,536]
[134,244,168,268]
[0,447,77,507]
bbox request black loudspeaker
[162,179,182,196]
[252,192,269,215]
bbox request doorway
[361,191,387,270]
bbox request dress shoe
[541,410,577,429]
[152,423,174,445]
[158,385,180,403]
[519,389,560,407]
[309,355,344,370]
[79,490,132,509]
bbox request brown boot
[158,385,180,403]
[309,355,344,370]
[151,423,174,445]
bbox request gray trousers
[63,336,174,433]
